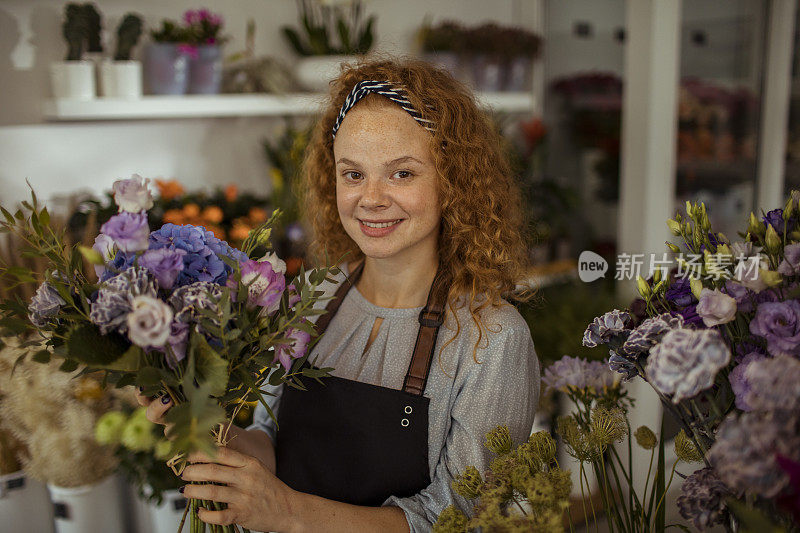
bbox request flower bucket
[99,60,143,99]
[49,60,96,100]
[188,45,224,94]
[48,475,125,533]
[0,471,55,533]
[144,43,189,95]
[470,54,504,92]
[295,55,354,92]
[143,488,188,533]
[504,56,532,92]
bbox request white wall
[0,0,534,207]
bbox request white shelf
[42,92,535,121]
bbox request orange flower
[285,257,304,277]
[230,221,252,242]
[248,207,268,224]
[205,225,225,240]
[163,208,186,224]
[155,179,185,200]
[202,205,224,224]
[183,203,201,219]
[224,184,238,203]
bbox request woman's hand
[181,446,296,532]
[134,388,173,425]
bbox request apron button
[404,405,413,414]
[401,418,410,427]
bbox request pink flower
[228,259,285,313]
[177,44,198,59]
[183,9,199,25]
[276,326,311,371]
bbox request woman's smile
[359,218,404,236]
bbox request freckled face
[333,101,441,263]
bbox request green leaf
[192,333,229,397]
[136,366,161,387]
[78,245,105,265]
[165,384,225,457]
[58,359,80,372]
[105,345,145,372]
[725,498,785,533]
[66,324,129,366]
[267,365,285,386]
[31,349,51,364]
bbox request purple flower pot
[505,56,533,92]
[188,45,223,94]
[144,43,188,95]
[471,54,504,92]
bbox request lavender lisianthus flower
[229,259,285,313]
[28,282,67,327]
[778,243,800,276]
[101,212,149,252]
[733,256,768,293]
[126,295,173,348]
[165,321,190,367]
[582,309,632,348]
[730,241,761,260]
[259,251,287,275]
[728,352,767,411]
[696,288,737,327]
[665,277,697,308]
[676,304,705,328]
[723,281,754,313]
[763,208,796,235]
[743,354,800,412]
[645,329,731,402]
[750,300,800,357]
[112,175,154,213]
[92,234,116,278]
[139,248,186,289]
[276,326,312,371]
[543,355,618,393]
[676,467,731,531]
[168,281,223,323]
[90,267,157,334]
[708,410,800,498]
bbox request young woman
[140,57,540,532]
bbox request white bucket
[0,471,55,533]
[99,61,143,99]
[49,61,96,100]
[48,475,125,533]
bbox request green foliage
[62,3,102,61]
[114,13,143,61]
[282,0,375,56]
[66,324,128,366]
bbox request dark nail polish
[178,485,185,494]
[137,386,144,393]
[161,395,171,405]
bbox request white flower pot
[131,486,187,533]
[49,61,96,100]
[100,60,143,99]
[295,55,356,92]
[0,471,55,533]
[48,475,125,533]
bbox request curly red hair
[300,56,532,358]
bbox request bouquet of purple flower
[579,194,800,530]
[0,176,337,533]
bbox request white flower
[112,174,154,213]
[92,233,116,278]
[126,295,173,348]
[696,288,737,327]
[259,251,287,275]
[733,255,768,293]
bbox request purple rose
[750,300,800,357]
[696,288,737,327]
[101,212,149,253]
[729,352,767,411]
[276,326,311,371]
[778,243,800,276]
[112,175,153,213]
[229,260,285,313]
[139,248,186,289]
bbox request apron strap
[402,265,450,396]
[313,259,450,396]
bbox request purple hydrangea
[28,282,67,327]
[749,300,800,358]
[89,267,157,334]
[543,355,618,393]
[676,467,731,531]
[708,410,800,498]
[149,224,246,287]
[276,326,312,371]
[728,352,767,411]
[742,354,800,412]
[645,329,731,402]
[582,310,632,348]
[138,248,186,290]
[100,212,150,253]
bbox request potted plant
[182,9,229,94]
[283,0,376,91]
[417,20,466,79]
[49,3,102,100]
[504,27,541,91]
[99,14,144,98]
[144,19,191,95]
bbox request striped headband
[331,80,435,140]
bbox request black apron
[275,261,450,506]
